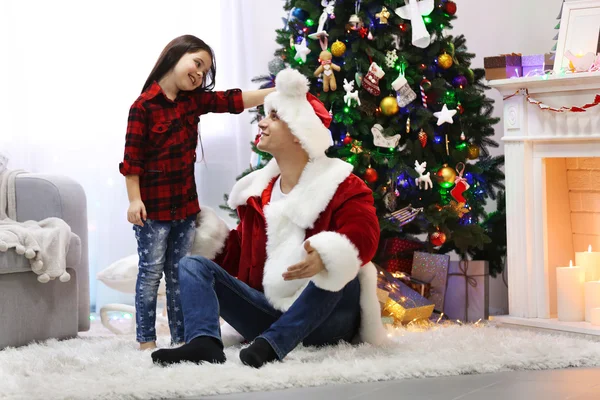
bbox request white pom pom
[31,260,44,272]
[37,273,50,283]
[25,249,36,259]
[15,245,25,255]
[0,241,7,252]
[275,68,309,98]
[59,271,71,283]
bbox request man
[152,69,386,369]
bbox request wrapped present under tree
[411,251,450,313]
[376,237,425,275]
[444,260,489,322]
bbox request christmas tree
[223,0,506,275]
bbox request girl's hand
[127,199,147,226]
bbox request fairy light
[436,312,445,323]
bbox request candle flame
[589,245,593,252]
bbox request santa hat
[264,69,333,159]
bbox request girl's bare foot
[139,341,157,351]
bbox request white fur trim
[228,157,353,229]
[265,69,332,159]
[358,263,388,345]
[190,207,230,260]
[308,232,361,292]
[220,321,245,347]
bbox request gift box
[522,53,554,77]
[375,263,434,324]
[444,260,489,322]
[483,53,522,80]
[489,267,508,316]
[411,252,450,312]
[376,237,425,275]
[395,273,431,299]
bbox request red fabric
[119,81,244,220]
[214,174,380,292]
[306,93,332,128]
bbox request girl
[119,34,274,350]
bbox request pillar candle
[575,245,600,282]
[556,261,585,322]
[584,281,600,322]
[592,308,600,326]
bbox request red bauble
[430,231,447,246]
[364,168,379,183]
[343,135,353,145]
[399,23,408,33]
[418,63,427,72]
[457,104,465,114]
[445,1,457,15]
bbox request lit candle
[592,308,600,326]
[584,281,600,322]
[556,260,585,322]
[575,245,600,282]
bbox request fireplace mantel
[488,72,600,336]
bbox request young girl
[119,34,274,350]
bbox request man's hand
[283,241,325,281]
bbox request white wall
[0,0,564,309]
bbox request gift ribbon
[454,162,470,190]
[503,89,600,113]
[446,260,487,322]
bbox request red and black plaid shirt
[119,81,244,221]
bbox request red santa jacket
[191,157,386,345]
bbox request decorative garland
[503,89,600,113]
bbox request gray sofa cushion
[0,233,81,275]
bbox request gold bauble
[331,40,347,57]
[467,144,480,159]
[438,53,454,70]
[380,96,399,116]
[436,164,457,184]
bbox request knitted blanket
[0,166,72,283]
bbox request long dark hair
[142,35,217,93]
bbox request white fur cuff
[191,207,230,260]
[308,231,361,292]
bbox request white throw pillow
[97,254,166,295]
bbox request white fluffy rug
[2,323,600,400]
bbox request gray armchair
[0,173,90,349]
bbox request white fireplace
[489,72,600,336]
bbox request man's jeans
[178,256,361,360]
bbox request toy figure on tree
[223,0,506,276]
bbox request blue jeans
[178,256,361,360]
[133,215,196,343]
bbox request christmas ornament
[359,27,369,38]
[268,58,286,75]
[467,144,480,159]
[433,104,457,126]
[383,191,397,211]
[376,6,391,24]
[350,140,363,153]
[367,30,374,40]
[385,49,399,68]
[394,0,435,49]
[399,23,409,33]
[465,68,475,83]
[444,1,457,15]
[343,134,353,145]
[314,49,341,91]
[414,160,433,190]
[457,103,465,114]
[447,201,469,218]
[293,37,311,63]
[418,129,428,147]
[364,166,379,183]
[355,72,364,87]
[331,40,346,57]
[450,162,470,203]
[291,8,309,21]
[362,62,385,96]
[347,8,364,31]
[343,79,361,106]
[437,53,454,69]
[308,0,336,39]
[436,164,457,187]
[392,74,417,107]
[371,123,401,148]
[380,96,400,116]
[406,116,411,133]
[430,231,447,246]
[460,132,466,141]
[387,205,423,227]
[419,79,430,108]
[452,75,468,88]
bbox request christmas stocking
[392,74,417,107]
[362,62,385,96]
[450,177,470,203]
